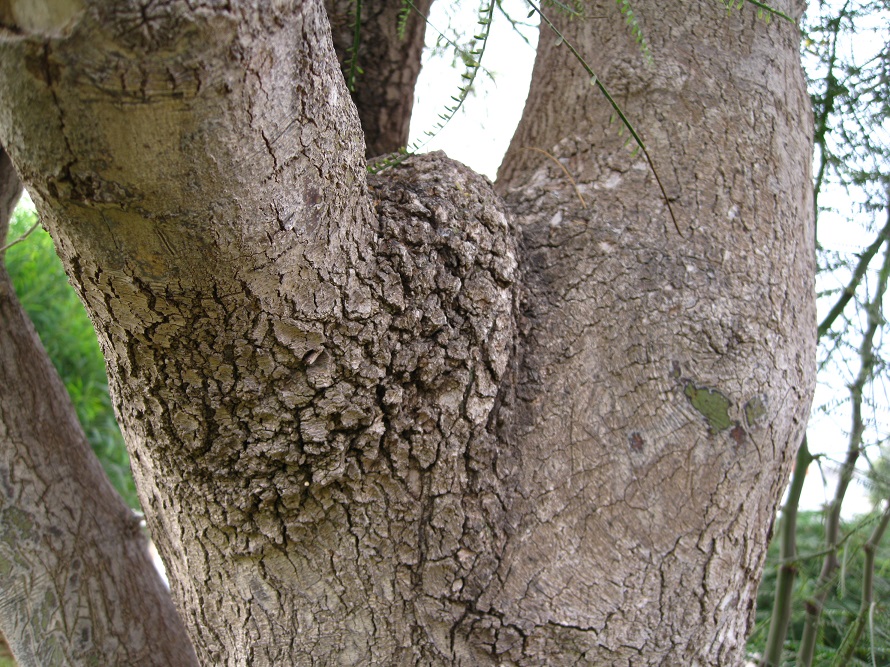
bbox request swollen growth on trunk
[0,0,814,665]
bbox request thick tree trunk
[0,148,197,665]
[0,0,814,665]
[489,0,814,663]
[0,2,516,664]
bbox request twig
[522,146,587,207]
[0,218,40,253]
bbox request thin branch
[521,146,587,207]
[818,207,890,339]
[494,0,536,45]
[369,0,495,173]
[759,437,813,667]
[831,501,890,666]
[811,10,844,235]
[798,235,890,667]
[0,218,39,254]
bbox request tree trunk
[0,148,197,665]
[489,1,814,662]
[325,0,433,156]
[0,0,814,665]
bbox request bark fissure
[0,0,815,664]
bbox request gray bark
[0,147,197,665]
[326,0,433,156]
[0,0,815,664]
[490,1,814,662]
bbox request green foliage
[614,0,652,63]
[748,512,890,665]
[540,0,584,17]
[396,0,413,40]
[719,0,793,23]
[3,205,138,508]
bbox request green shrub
[4,205,138,508]
[749,510,890,666]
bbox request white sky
[407,0,539,179]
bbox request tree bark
[0,0,815,665]
[0,2,516,664]
[489,0,814,663]
[326,0,433,156]
[0,147,197,665]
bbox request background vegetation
[750,511,890,665]
[3,206,138,509]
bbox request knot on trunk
[366,152,519,482]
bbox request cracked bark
[0,147,197,665]
[0,0,814,664]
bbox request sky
[406,0,539,180]
[405,0,882,517]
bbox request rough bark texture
[0,0,815,665]
[489,0,815,663]
[0,2,517,664]
[0,147,197,665]
[326,0,432,156]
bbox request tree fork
[0,0,816,664]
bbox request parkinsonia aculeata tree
[0,0,814,665]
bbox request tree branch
[831,500,890,666]
[759,436,813,667]
[0,146,197,666]
[798,236,890,666]
[325,0,433,156]
[818,207,890,339]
